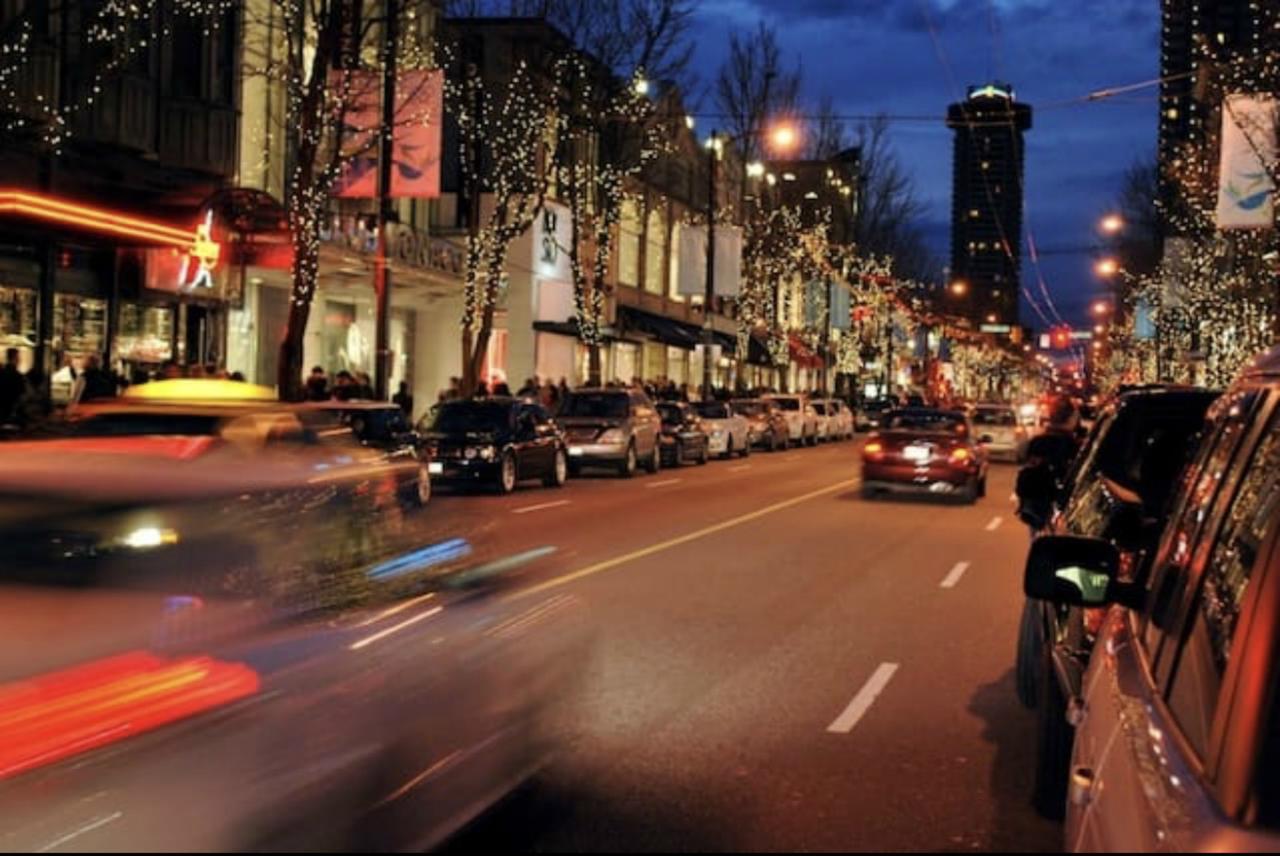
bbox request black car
[656,401,710,467]
[1014,385,1219,818]
[303,402,431,507]
[420,398,568,494]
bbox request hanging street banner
[677,225,742,297]
[1216,93,1277,230]
[334,69,444,199]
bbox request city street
[423,442,1061,852]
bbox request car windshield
[974,408,1017,426]
[425,401,511,434]
[732,400,767,417]
[771,398,800,411]
[694,402,731,419]
[657,404,685,425]
[66,412,224,437]
[812,402,828,415]
[883,411,966,434]
[561,393,629,419]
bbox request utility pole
[372,0,399,400]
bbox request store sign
[319,214,464,278]
[980,323,1011,333]
[533,201,572,282]
[1216,94,1277,230]
[333,69,444,199]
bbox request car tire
[697,442,709,465]
[962,478,979,504]
[807,431,818,447]
[861,485,876,500]
[645,444,660,474]
[740,439,750,458]
[1032,638,1073,821]
[618,443,637,478]
[544,448,568,488]
[497,451,518,494]
[1015,599,1042,709]
[568,461,582,478]
[722,438,734,461]
[414,464,432,507]
[978,475,988,498]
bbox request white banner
[677,225,742,296]
[1216,94,1277,230]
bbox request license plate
[903,445,930,462]
[427,462,444,475]
[568,446,585,457]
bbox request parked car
[656,401,710,467]
[1014,385,1219,817]
[556,387,661,477]
[856,398,893,432]
[693,400,750,459]
[302,400,431,507]
[764,393,818,446]
[419,397,568,494]
[1024,347,1280,849]
[814,398,854,441]
[0,443,590,852]
[860,408,988,503]
[972,402,1029,463]
[731,398,790,452]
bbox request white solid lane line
[827,662,900,734]
[940,561,971,589]
[985,515,1004,531]
[513,499,572,515]
[729,464,752,472]
[349,606,443,651]
[647,478,682,488]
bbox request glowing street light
[1094,257,1120,278]
[746,161,765,178]
[1094,323,1106,334]
[633,77,650,96]
[769,123,799,153]
[949,279,969,296]
[1099,214,1124,235]
[1091,299,1112,316]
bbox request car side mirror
[1024,535,1126,607]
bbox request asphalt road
[422,438,1061,852]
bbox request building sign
[533,201,572,282]
[1216,93,1277,230]
[980,323,1011,333]
[676,225,742,297]
[319,213,464,278]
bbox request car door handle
[1069,766,1096,807]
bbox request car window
[425,401,512,433]
[974,409,1017,426]
[1165,403,1280,759]
[771,398,800,411]
[68,412,224,437]
[694,402,731,419]
[521,404,550,426]
[1144,391,1267,667]
[562,393,630,419]
[656,404,685,425]
[731,400,763,417]
[883,411,965,434]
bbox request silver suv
[557,388,661,477]
[1024,346,1280,850]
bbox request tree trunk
[587,343,602,386]
[461,326,476,398]
[276,232,318,401]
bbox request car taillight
[950,447,971,464]
[864,441,884,459]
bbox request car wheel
[722,438,734,461]
[978,475,988,498]
[672,441,683,467]
[961,478,978,504]
[697,442,709,465]
[498,451,518,494]
[740,438,751,458]
[645,444,660,474]
[861,485,876,500]
[1015,599,1042,709]
[544,448,568,488]
[568,461,582,478]
[618,443,637,478]
[1032,636,1073,820]
[414,464,432,507]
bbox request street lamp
[745,161,765,178]
[1091,299,1112,316]
[633,77,650,96]
[1094,257,1119,278]
[949,279,968,296]
[701,122,800,399]
[1093,323,1105,334]
[1099,214,1124,235]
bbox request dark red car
[860,408,989,503]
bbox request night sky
[687,0,1160,331]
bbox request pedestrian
[447,376,463,400]
[392,381,414,417]
[558,377,569,401]
[493,380,512,397]
[306,366,329,401]
[230,371,246,382]
[0,347,23,426]
[332,370,356,401]
[73,354,119,404]
[15,367,51,431]
[475,380,489,398]
[517,377,538,397]
[547,382,561,414]
[355,371,375,399]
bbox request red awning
[788,334,824,369]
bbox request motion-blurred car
[972,402,1028,462]
[419,398,567,493]
[731,398,790,452]
[656,401,710,467]
[0,430,590,851]
[557,387,661,477]
[1014,385,1219,818]
[861,408,989,503]
[764,393,818,446]
[302,401,431,506]
[693,400,750,459]
[1024,348,1280,849]
[814,399,854,441]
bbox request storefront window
[618,199,641,287]
[482,329,508,389]
[643,341,665,380]
[322,300,373,377]
[0,286,37,372]
[613,341,638,385]
[116,303,175,365]
[644,204,666,295]
[667,346,688,385]
[53,294,106,367]
[668,220,684,303]
[389,308,416,395]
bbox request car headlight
[114,526,180,551]
[464,446,478,460]
[711,429,725,438]
[599,428,626,445]
[478,445,497,461]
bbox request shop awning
[747,333,773,367]
[788,334,825,370]
[532,318,628,341]
[617,306,737,354]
